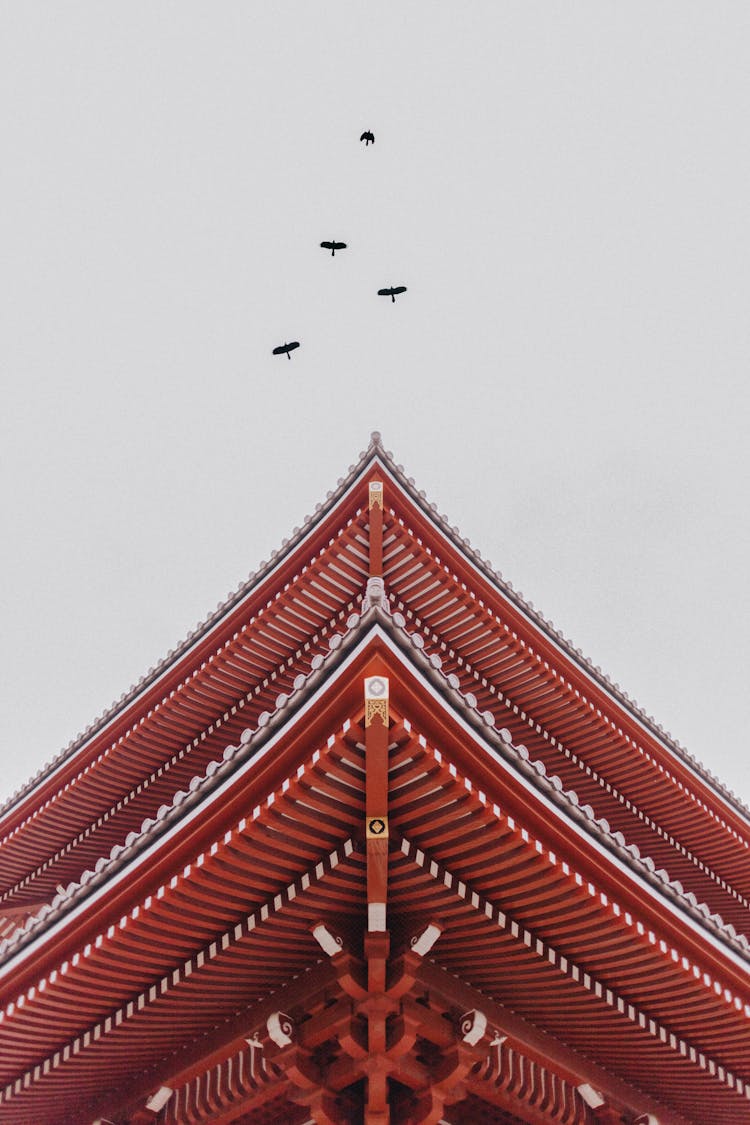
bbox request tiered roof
[0,434,747,1125]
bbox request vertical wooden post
[364,674,391,1123]
[364,675,389,945]
[365,481,390,1121]
[369,481,383,578]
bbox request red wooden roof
[0,437,747,1124]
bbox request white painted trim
[368,902,386,932]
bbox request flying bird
[320,240,347,256]
[377,286,407,303]
[360,130,375,146]
[272,341,300,360]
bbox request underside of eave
[7,433,747,841]
[371,449,749,829]
[2,616,747,997]
[0,441,387,827]
[0,644,748,1124]
[2,438,747,956]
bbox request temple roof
[2,432,746,824]
[1,612,748,1122]
[2,607,749,970]
[1,436,749,948]
[0,439,748,1124]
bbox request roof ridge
[371,442,750,823]
[0,437,386,820]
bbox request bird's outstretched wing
[360,131,374,143]
[333,241,347,251]
[392,286,407,295]
[272,341,300,356]
[377,288,392,297]
[320,241,334,250]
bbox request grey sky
[1,5,748,808]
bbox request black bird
[360,130,375,146]
[377,286,407,303]
[320,240,347,257]
[272,341,300,360]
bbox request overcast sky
[1,5,748,810]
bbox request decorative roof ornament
[364,675,389,728]
[363,576,388,613]
[368,480,384,509]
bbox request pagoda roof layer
[1,438,748,951]
[0,613,748,1123]
[1,438,749,1124]
[2,435,747,828]
[1,611,749,976]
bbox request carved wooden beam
[415,959,679,1125]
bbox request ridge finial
[370,431,383,447]
[363,576,388,612]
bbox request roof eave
[0,441,385,822]
[3,604,747,982]
[371,439,750,824]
